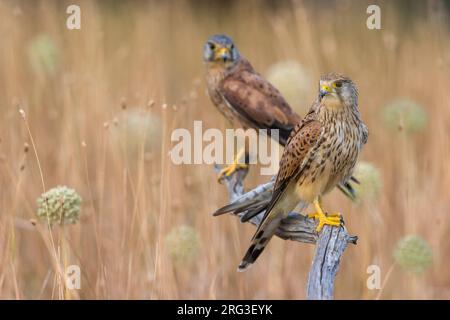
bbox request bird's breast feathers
[294,116,365,200]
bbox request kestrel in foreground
[224,73,368,271]
[203,34,358,200]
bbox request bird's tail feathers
[337,182,356,201]
[237,189,288,272]
[239,201,270,222]
[237,209,281,272]
[213,199,258,217]
[212,180,274,217]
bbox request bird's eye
[333,81,342,88]
[209,43,216,51]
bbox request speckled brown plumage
[237,73,368,271]
[206,57,300,145]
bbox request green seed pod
[393,235,432,274]
[382,99,427,134]
[353,161,382,204]
[112,108,162,156]
[265,60,311,116]
[36,186,82,227]
[165,225,199,265]
[28,35,59,75]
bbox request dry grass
[0,0,450,299]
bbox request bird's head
[203,34,240,69]
[318,73,358,109]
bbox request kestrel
[203,34,301,178]
[220,73,368,271]
[203,34,358,200]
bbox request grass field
[0,0,449,299]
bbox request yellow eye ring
[333,81,342,88]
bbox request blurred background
[0,0,449,299]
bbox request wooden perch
[214,166,357,300]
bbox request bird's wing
[219,59,301,144]
[238,114,323,271]
[253,117,322,226]
[272,112,322,193]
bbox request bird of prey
[203,34,301,180]
[203,34,358,200]
[221,73,368,271]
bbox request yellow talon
[307,198,342,232]
[218,148,248,182]
[217,162,249,181]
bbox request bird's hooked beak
[215,47,231,62]
[319,84,332,99]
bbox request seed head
[394,235,432,274]
[353,161,382,204]
[165,225,200,265]
[36,186,82,227]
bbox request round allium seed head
[394,235,432,274]
[353,161,382,204]
[165,225,200,265]
[28,34,58,75]
[112,108,162,156]
[266,60,311,115]
[382,99,427,134]
[36,186,82,227]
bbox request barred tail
[238,190,307,272]
[237,209,281,272]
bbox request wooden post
[214,166,357,300]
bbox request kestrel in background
[203,34,358,201]
[218,73,368,271]
[203,34,301,179]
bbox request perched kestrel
[203,34,301,179]
[218,73,368,271]
[203,34,358,200]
